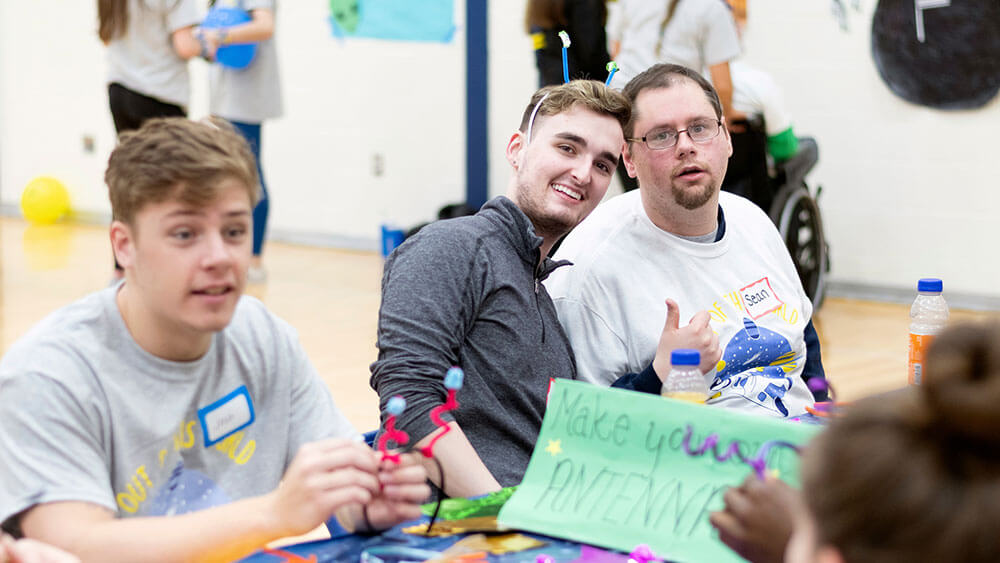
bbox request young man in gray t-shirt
[0,118,428,561]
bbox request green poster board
[498,380,821,562]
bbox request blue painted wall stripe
[466,0,489,209]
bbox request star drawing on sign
[545,439,563,456]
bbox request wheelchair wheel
[774,187,827,309]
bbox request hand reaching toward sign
[709,475,801,563]
[651,299,721,379]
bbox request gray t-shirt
[106,0,201,107]
[0,285,355,532]
[209,0,283,123]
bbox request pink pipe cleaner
[378,395,409,464]
[420,366,464,458]
[628,544,662,563]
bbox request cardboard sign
[498,380,821,562]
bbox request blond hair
[517,79,631,136]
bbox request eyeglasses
[627,119,722,150]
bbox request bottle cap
[671,349,700,366]
[918,278,943,293]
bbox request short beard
[671,182,715,210]
[516,181,575,241]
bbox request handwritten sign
[498,380,821,562]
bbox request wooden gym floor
[1,217,996,432]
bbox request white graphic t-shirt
[546,191,815,418]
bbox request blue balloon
[202,7,257,70]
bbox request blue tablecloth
[238,516,632,562]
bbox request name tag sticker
[740,277,784,320]
[198,386,255,447]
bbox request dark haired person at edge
[711,322,1000,563]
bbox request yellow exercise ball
[21,176,71,225]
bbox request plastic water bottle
[908,278,949,385]
[662,349,709,404]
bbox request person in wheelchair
[546,63,828,418]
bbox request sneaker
[247,265,267,284]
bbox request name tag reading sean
[740,277,784,320]
[198,386,256,447]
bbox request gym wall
[0,0,997,302]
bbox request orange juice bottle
[908,278,948,385]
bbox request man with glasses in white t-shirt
[546,63,827,420]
